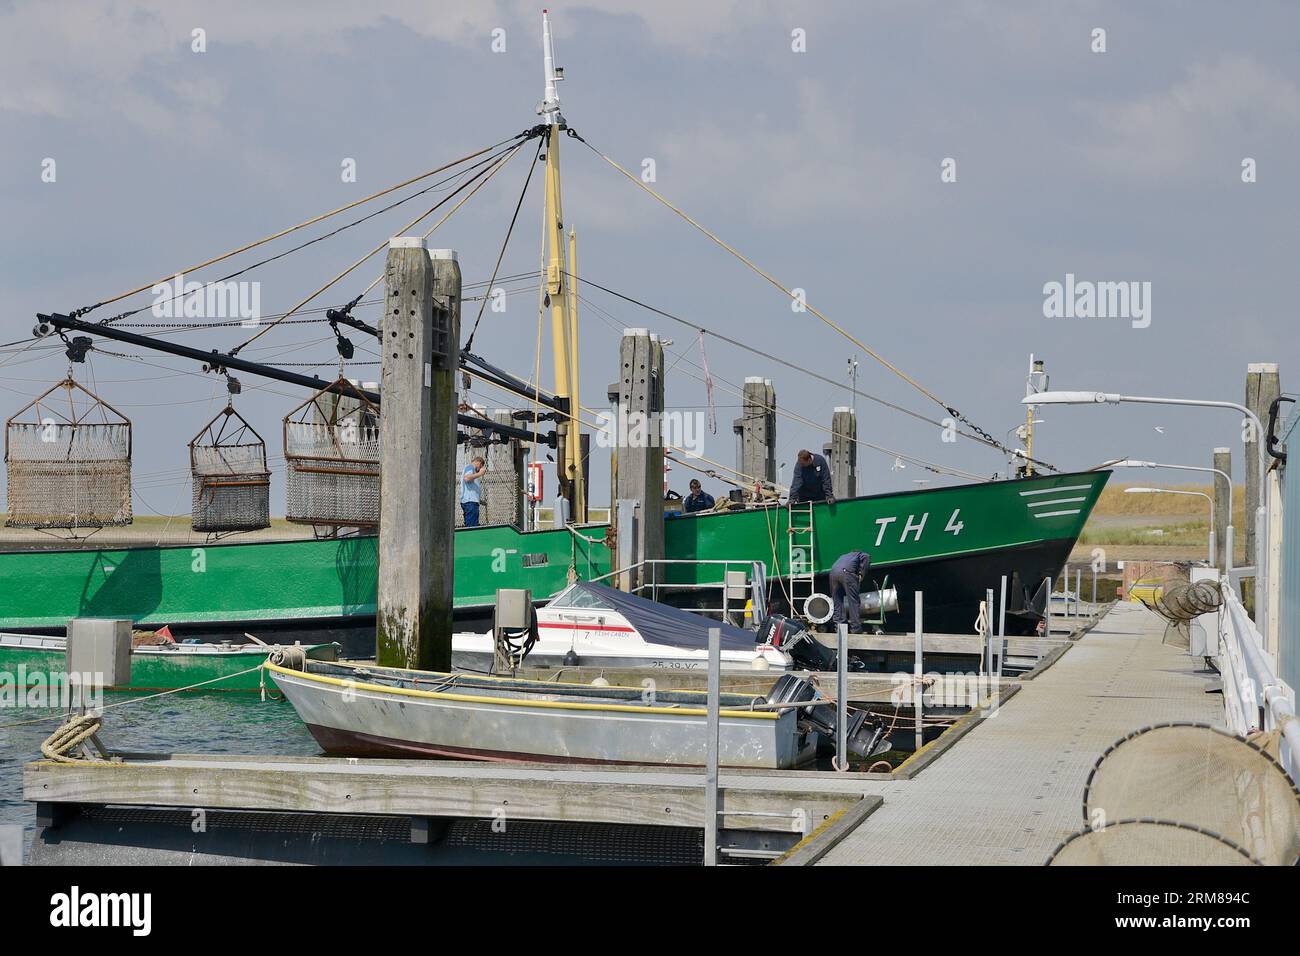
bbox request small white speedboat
[450,582,792,672]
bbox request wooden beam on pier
[24,754,860,835]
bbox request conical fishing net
[1048,820,1258,865]
[1076,722,1300,865]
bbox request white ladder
[787,501,816,614]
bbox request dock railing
[587,558,767,623]
[1217,576,1300,782]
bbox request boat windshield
[549,585,617,610]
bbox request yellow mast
[540,10,583,522]
[568,225,584,521]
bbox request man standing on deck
[787,449,834,505]
[830,550,872,633]
[460,456,486,527]
[684,479,715,513]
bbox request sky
[3,0,1298,518]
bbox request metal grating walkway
[818,601,1225,865]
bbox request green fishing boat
[0,469,1106,648]
[0,633,339,693]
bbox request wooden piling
[1213,447,1232,572]
[734,376,776,492]
[613,328,664,588]
[1245,363,1280,566]
[376,239,457,671]
[829,406,857,498]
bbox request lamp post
[1123,487,1215,565]
[1111,460,1233,571]
[1024,390,1269,633]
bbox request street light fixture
[1023,390,1269,634]
[1111,459,1234,571]
[1123,487,1216,565]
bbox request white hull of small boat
[267,661,807,769]
[453,581,793,673]
[449,631,791,672]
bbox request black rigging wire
[464,136,545,351]
[565,270,1060,472]
[97,145,518,329]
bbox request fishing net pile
[1133,563,1222,649]
[1048,723,1300,865]
[5,378,132,529]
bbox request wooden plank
[23,756,857,834]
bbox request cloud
[1081,55,1300,180]
[652,79,921,226]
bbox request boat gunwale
[265,661,782,720]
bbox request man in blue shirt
[684,479,715,514]
[788,449,834,505]
[830,550,871,633]
[460,456,486,527]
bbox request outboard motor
[766,674,891,759]
[760,615,840,671]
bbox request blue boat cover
[550,582,759,652]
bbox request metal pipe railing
[1218,577,1300,781]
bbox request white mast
[540,9,564,126]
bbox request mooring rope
[40,712,111,763]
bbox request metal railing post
[835,622,849,771]
[704,625,721,865]
[914,590,924,754]
[997,575,1007,680]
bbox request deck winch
[284,378,381,529]
[189,402,271,534]
[4,377,132,531]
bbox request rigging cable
[574,286,989,481]
[67,133,530,321]
[573,133,1048,470]
[465,136,545,351]
[108,147,516,329]
[230,140,526,355]
[565,270,1059,474]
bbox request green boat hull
[0,471,1106,639]
[0,640,338,693]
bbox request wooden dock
[791,601,1223,865]
[24,752,871,864]
[24,600,1205,867]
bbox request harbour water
[1,693,317,844]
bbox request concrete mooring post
[611,329,665,589]
[376,239,459,671]
[1213,447,1232,572]
[733,376,776,494]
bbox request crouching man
[830,550,872,634]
